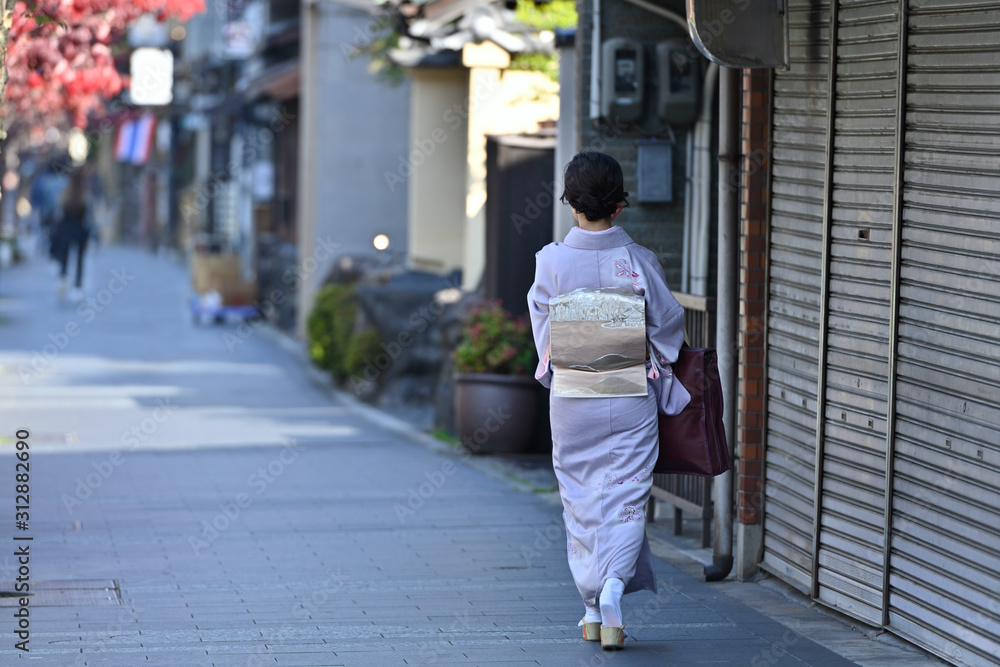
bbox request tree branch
[0,0,13,142]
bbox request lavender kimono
[527,225,690,609]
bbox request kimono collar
[563,226,635,250]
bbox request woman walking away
[527,152,690,650]
[55,169,92,301]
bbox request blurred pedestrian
[527,152,690,650]
[28,158,69,261]
[54,169,93,301]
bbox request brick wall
[737,68,769,526]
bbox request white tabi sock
[581,603,601,624]
[599,578,625,628]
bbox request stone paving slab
[0,247,930,666]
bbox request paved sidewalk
[0,246,939,666]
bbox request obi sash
[549,287,648,398]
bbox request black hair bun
[559,152,631,222]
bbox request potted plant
[452,300,540,455]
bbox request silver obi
[549,287,647,398]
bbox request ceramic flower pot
[454,372,539,455]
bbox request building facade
[756,1,1000,664]
[297,0,412,335]
[574,0,708,291]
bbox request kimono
[527,225,690,610]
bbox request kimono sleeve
[642,253,691,415]
[527,247,555,388]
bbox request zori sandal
[600,625,626,650]
[579,618,601,641]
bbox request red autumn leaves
[4,0,204,131]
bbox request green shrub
[344,327,384,380]
[307,284,357,382]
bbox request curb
[256,321,564,493]
[257,322,457,460]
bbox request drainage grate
[0,580,122,606]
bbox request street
[0,246,926,666]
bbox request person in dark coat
[54,169,92,300]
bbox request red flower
[452,299,536,376]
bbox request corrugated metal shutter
[813,0,898,626]
[760,0,830,593]
[888,3,1000,664]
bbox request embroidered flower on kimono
[614,258,642,292]
[567,540,587,561]
[601,472,622,489]
[631,465,652,483]
[602,470,630,489]
[618,504,645,523]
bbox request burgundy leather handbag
[654,347,732,477]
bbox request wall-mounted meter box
[601,38,644,123]
[656,40,700,125]
[636,139,673,203]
